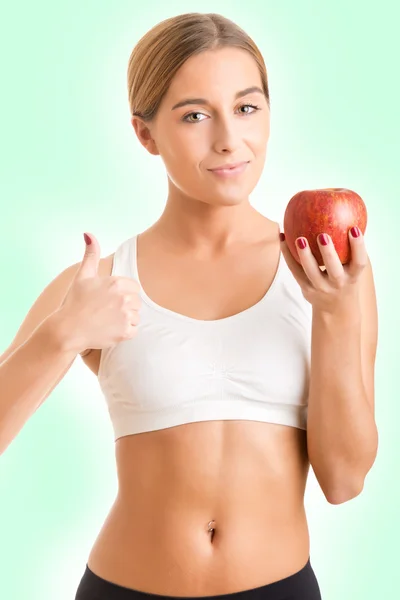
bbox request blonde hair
[127,12,270,122]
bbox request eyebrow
[171,86,264,111]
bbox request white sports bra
[98,229,312,441]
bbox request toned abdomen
[87,419,310,596]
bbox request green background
[0,0,397,598]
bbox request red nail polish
[296,238,306,250]
[279,232,285,242]
[350,226,360,238]
[84,233,92,245]
[318,233,329,246]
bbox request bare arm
[0,310,80,456]
[0,237,127,456]
[307,258,378,504]
[0,256,88,456]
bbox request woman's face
[132,46,271,207]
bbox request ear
[131,116,159,156]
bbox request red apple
[283,188,367,266]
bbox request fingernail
[279,232,285,242]
[350,226,360,238]
[83,233,92,245]
[318,233,329,246]
[296,238,307,250]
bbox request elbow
[325,480,364,504]
[323,442,379,505]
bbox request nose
[212,114,242,154]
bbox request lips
[208,162,249,179]
[209,161,248,171]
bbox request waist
[88,497,310,596]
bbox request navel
[207,519,216,543]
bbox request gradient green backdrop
[0,1,397,598]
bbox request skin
[83,47,314,596]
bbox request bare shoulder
[0,253,115,365]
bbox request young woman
[0,12,378,600]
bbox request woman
[0,11,378,600]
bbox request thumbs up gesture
[59,233,141,354]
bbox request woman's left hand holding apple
[279,226,368,316]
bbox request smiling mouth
[208,162,249,177]
[209,161,249,171]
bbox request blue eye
[182,103,261,123]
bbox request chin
[204,193,250,207]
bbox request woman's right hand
[57,232,141,354]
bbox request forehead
[166,47,262,99]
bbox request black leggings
[75,558,322,600]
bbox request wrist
[312,302,361,329]
[313,287,361,324]
[41,310,83,356]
